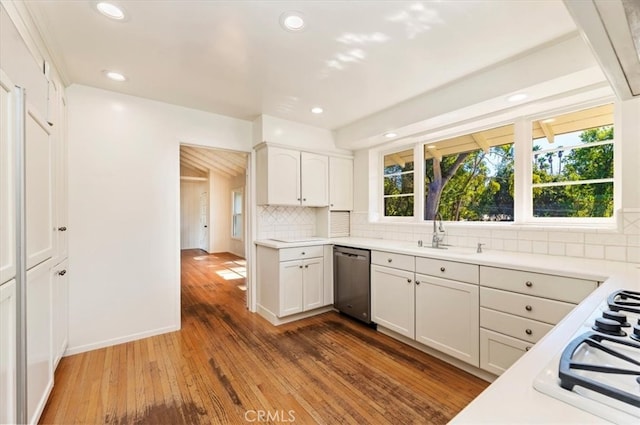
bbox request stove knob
[603,310,629,327]
[593,317,624,335]
[633,325,640,342]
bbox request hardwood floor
[40,249,488,424]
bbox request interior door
[199,191,209,252]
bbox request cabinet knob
[525,281,533,287]
[299,265,303,269]
[415,280,420,285]
[58,226,67,231]
[525,329,533,335]
[58,269,67,276]
[406,278,412,283]
[301,252,306,255]
[387,258,392,263]
[304,265,308,268]
[525,346,531,352]
[525,305,533,312]
[440,267,446,272]
[330,204,334,207]
[303,198,307,202]
[297,198,301,201]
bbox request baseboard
[64,324,180,356]
[256,304,334,326]
[377,326,496,383]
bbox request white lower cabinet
[279,257,324,317]
[480,328,531,375]
[257,244,330,323]
[371,252,480,367]
[52,260,69,367]
[0,279,17,425]
[415,274,479,367]
[371,264,415,338]
[27,260,53,425]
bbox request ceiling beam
[180,160,207,176]
[471,133,490,153]
[181,147,243,176]
[390,153,405,168]
[426,146,442,162]
[539,121,555,143]
[216,150,248,168]
[180,150,235,178]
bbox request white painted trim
[64,324,180,356]
[256,304,334,326]
[254,141,353,159]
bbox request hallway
[40,250,487,424]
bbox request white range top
[257,236,640,423]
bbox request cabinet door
[300,152,328,206]
[302,257,323,311]
[415,274,479,367]
[371,264,415,338]
[267,147,300,206]
[329,157,353,210]
[55,95,68,260]
[0,71,16,284]
[0,279,16,425]
[279,260,303,317]
[26,105,54,269]
[52,260,69,368]
[26,259,53,424]
[480,328,531,376]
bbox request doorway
[179,144,249,302]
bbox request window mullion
[514,118,531,224]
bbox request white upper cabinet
[55,95,68,261]
[25,104,54,269]
[329,156,353,211]
[256,144,329,207]
[0,70,16,285]
[300,152,328,206]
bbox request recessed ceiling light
[96,2,125,20]
[280,11,305,31]
[311,107,323,114]
[383,132,397,138]
[507,93,528,102]
[104,70,127,82]
[541,118,556,124]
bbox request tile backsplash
[350,211,640,264]
[257,206,316,240]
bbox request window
[531,103,614,218]
[383,148,414,217]
[232,189,243,238]
[424,124,514,221]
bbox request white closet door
[0,70,16,284]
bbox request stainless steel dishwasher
[333,245,372,324]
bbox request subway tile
[548,232,585,244]
[490,238,504,250]
[565,243,585,258]
[491,230,518,240]
[503,239,518,252]
[585,233,627,246]
[548,242,566,256]
[532,241,548,254]
[605,246,627,262]
[627,247,640,263]
[517,240,532,253]
[584,244,605,260]
[518,230,548,241]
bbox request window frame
[376,97,620,227]
[231,188,243,240]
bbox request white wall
[66,84,252,354]
[208,171,231,253]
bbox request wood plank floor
[40,249,488,424]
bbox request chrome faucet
[432,214,445,248]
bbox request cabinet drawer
[415,257,478,284]
[279,245,324,262]
[371,251,414,271]
[480,328,532,376]
[480,307,553,344]
[480,287,574,325]
[480,266,597,304]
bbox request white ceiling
[27,1,580,132]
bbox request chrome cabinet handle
[525,329,533,335]
[58,270,67,276]
[525,281,533,287]
[525,305,533,311]
[387,258,392,263]
[406,278,412,283]
[440,267,446,272]
[58,226,67,231]
[415,280,420,285]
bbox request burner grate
[608,290,640,314]
[559,332,640,408]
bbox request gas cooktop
[534,289,640,423]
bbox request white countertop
[256,236,640,423]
